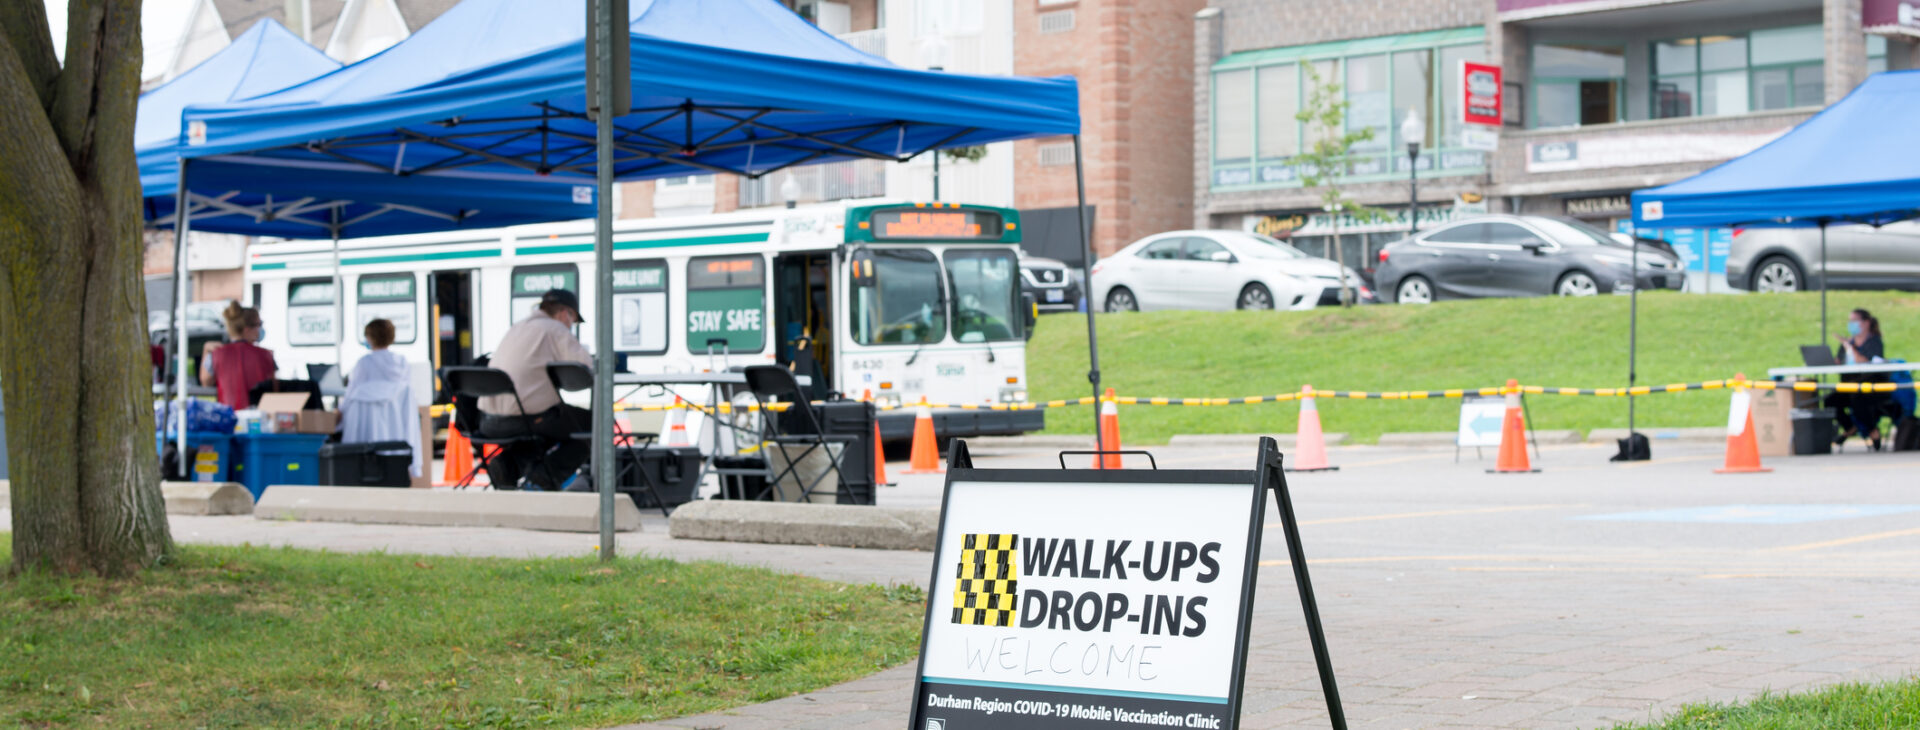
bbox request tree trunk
[0,0,172,575]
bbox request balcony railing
[838,28,886,58]
[739,159,888,208]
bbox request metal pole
[1071,135,1101,447]
[1628,225,1638,440]
[331,207,343,379]
[171,160,193,477]
[932,152,940,200]
[1818,221,1828,344]
[1407,147,1418,238]
[592,0,618,560]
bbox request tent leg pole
[1071,135,1102,453]
[331,209,343,386]
[172,160,193,478]
[591,0,618,562]
[1818,221,1828,345]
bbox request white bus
[245,200,1043,441]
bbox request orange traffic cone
[1716,373,1773,474]
[1098,388,1123,469]
[661,396,691,447]
[439,417,474,487]
[1489,379,1539,474]
[864,390,893,486]
[1287,385,1338,472]
[904,398,943,474]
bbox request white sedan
[1091,230,1367,312]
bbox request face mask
[1847,321,1862,337]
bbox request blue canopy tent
[174,0,1088,551]
[141,18,598,471]
[1633,70,1920,341]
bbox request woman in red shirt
[200,302,277,411]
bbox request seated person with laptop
[1820,308,1893,450]
[478,289,593,489]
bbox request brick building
[1193,0,1920,276]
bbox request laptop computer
[1799,344,1838,367]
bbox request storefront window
[1654,35,1749,118]
[1867,35,1888,74]
[1439,44,1486,145]
[1256,64,1299,160]
[850,249,945,346]
[944,249,1021,343]
[1214,69,1253,164]
[1532,44,1624,128]
[1391,49,1433,151]
[1345,54,1390,155]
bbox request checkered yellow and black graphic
[951,533,1019,627]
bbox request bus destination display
[872,209,1003,241]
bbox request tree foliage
[1293,63,1387,307]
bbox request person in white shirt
[339,319,422,479]
[479,289,592,489]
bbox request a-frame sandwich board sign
[908,437,1348,730]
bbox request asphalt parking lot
[14,439,1913,729]
[637,438,1920,729]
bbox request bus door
[774,252,834,399]
[429,270,476,400]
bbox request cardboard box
[1751,385,1794,458]
[256,393,338,435]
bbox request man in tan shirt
[479,289,592,489]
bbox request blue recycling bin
[231,433,326,499]
[154,431,233,483]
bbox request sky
[43,0,198,80]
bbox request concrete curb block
[1374,432,1460,447]
[669,500,937,551]
[1167,433,1349,447]
[254,486,641,533]
[162,481,254,515]
[1587,427,1726,444]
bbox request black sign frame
[907,438,1347,730]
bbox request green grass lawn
[1611,677,1920,729]
[0,538,924,728]
[1028,291,1920,444]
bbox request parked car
[1092,230,1362,312]
[1018,251,1084,314]
[1375,215,1683,303]
[1726,222,1920,292]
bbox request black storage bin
[781,400,876,505]
[1791,408,1835,455]
[618,445,703,510]
[319,441,413,487]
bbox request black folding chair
[742,365,860,503]
[439,366,558,491]
[545,362,669,514]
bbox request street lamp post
[1400,111,1425,239]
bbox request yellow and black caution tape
[426,376,1913,417]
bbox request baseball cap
[540,288,583,323]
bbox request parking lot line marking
[1772,527,1920,552]
[1822,460,1920,472]
[1337,453,1452,468]
[1266,503,1575,530]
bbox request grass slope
[1612,677,1920,729]
[1029,291,1920,444]
[0,539,924,728]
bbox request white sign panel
[912,470,1268,730]
[1526,130,1788,173]
[1458,396,1506,448]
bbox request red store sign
[1461,62,1502,127]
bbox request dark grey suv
[1375,215,1684,303]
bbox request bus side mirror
[1021,293,1038,340]
[849,249,876,287]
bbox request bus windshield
[851,248,946,345]
[945,249,1022,343]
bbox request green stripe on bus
[339,248,503,266]
[252,262,288,271]
[513,231,771,256]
